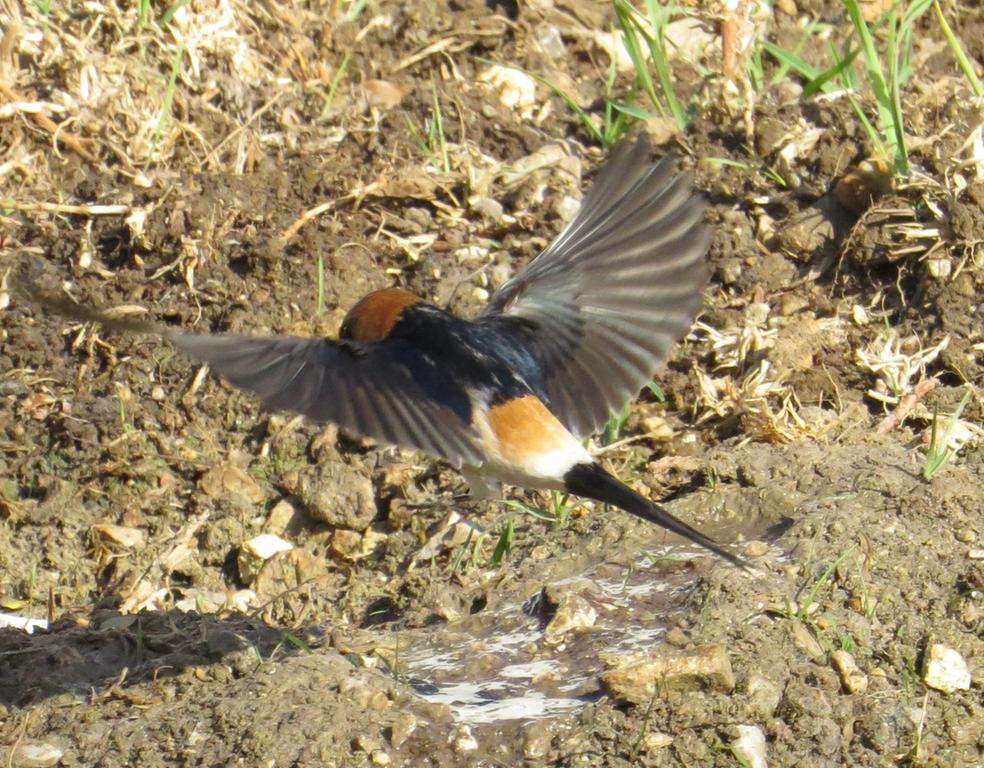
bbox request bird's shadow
[0,608,329,708]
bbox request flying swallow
[24,136,743,567]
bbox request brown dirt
[1,0,982,766]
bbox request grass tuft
[922,388,973,479]
[406,79,451,171]
[147,42,186,169]
[843,0,935,174]
[613,0,691,132]
[501,490,582,529]
[321,51,352,116]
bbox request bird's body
[341,290,590,491]
[26,136,744,567]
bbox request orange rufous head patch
[340,288,421,343]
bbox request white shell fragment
[237,533,293,583]
[243,533,294,560]
[9,742,63,768]
[92,523,146,549]
[926,258,951,280]
[450,724,479,753]
[732,724,768,768]
[479,65,536,119]
[922,643,971,693]
[0,612,49,634]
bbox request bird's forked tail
[563,462,746,568]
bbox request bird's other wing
[172,332,487,468]
[477,135,711,438]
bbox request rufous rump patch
[342,288,421,343]
[486,394,587,478]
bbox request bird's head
[339,287,421,343]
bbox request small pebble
[265,499,298,536]
[522,721,554,760]
[778,294,808,316]
[746,673,782,718]
[469,196,504,220]
[544,594,596,642]
[363,79,405,108]
[718,258,743,284]
[641,731,673,751]
[923,643,971,693]
[831,649,868,694]
[744,540,769,558]
[791,621,824,660]
[237,533,293,584]
[926,258,951,280]
[602,644,734,702]
[389,713,417,749]
[732,725,767,768]
[450,725,478,754]
[535,24,565,58]
[745,301,770,326]
[953,528,975,543]
[664,626,689,648]
[10,743,63,768]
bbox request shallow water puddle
[401,547,710,727]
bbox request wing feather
[478,135,710,437]
[172,333,486,467]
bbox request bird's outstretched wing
[477,136,711,438]
[15,276,487,467]
[172,333,488,468]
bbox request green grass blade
[842,0,901,168]
[500,498,559,522]
[610,101,657,120]
[802,46,861,98]
[933,0,984,97]
[344,0,369,22]
[768,19,826,87]
[842,0,892,111]
[490,519,515,567]
[798,546,855,618]
[885,12,908,173]
[923,388,973,479]
[147,43,185,168]
[643,0,688,129]
[284,632,312,653]
[431,79,450,174]
[846,90,889,163]
[321,51,352,116]
[703,156,756,170]
[761,41,824,83]
[832,39,861,90]
[613,0,663,114]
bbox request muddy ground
[1,0,982,766]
